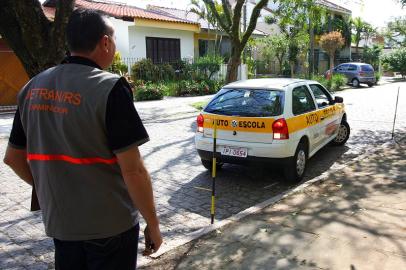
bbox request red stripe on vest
[27,154,117,165]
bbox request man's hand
[142,224,162,256]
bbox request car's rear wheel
[352,78,360,88]
[201,159,223,171]
[331,121,350,146]
[283,142,307,183]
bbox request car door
[335,64,348,77]
[346,64,358,81]
[308,83,341,146]
[290,85,322,154]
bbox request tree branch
[231,0,244,41]
[203,0,231,34]
[241,0,269,48]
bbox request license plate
[221,146,248,158]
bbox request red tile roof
[43,0,198,25]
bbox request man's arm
[3,146,33,186]
[116,145,162,253]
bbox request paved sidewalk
[142,138,406,270]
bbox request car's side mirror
[334,96,343,103]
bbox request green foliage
[331,16,352,46]
[131,59,175,82]
[109,52,128,76]
[330,74,347,91]
[259,34,289,75]
[375,72,381,83]
[384,16,406,47]
[193,55,223,79]
[381,47,406,76]
[362,44,383,70]
[134,83,165,101]
[175,79,224,96]
[131,59,158,82]
[312,74,347,91]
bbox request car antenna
[391,86,400,142]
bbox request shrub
[158,63,175,81]
[194,55,223,80]
[134,83,165,101]
[331,74,347,91]
[109,52,128,76]
[312,74,332,90]
[176,80,200,96]
[381,47,406,77]
[131,59,158,82]
[375,72,381,84]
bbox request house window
[146,37,180,63]
[198,39,215,57]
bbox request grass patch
[190,100,209,111]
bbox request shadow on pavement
[142,139,406,270]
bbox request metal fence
[117,57,239,81]
[0,105,17,114]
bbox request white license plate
[221,146,248,158]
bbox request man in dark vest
[3,9,162,270]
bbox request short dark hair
[66,9,113,53]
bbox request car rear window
[361,65,374,71]
[204,88,284,117]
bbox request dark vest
[18,63,138,240]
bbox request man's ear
[100,35,109,52]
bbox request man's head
[66,9,116,69]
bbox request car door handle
[320,116,325,121]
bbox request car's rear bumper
[197,149,291,165]
[359,77,376,83]
[195,133,298,165]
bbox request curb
[140,137,405,266]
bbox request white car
[195,78,350,182]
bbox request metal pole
[391,87,400,140]
[211,118,217,224]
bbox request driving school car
[195,78,350,182]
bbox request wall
[110,17,133,58]
[128,25,195,60]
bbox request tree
[0,0,74,78]
[259,34,289,75]
[287,30,309,77]
[362,44,382,70]
[319,31,345,77]
[271,0,320,77]
[188,0,224,56]
[202,0,270,83]
[352,17,367,54]
[362,23,377,46]
[384,16,406,47]
[381,47,406,77]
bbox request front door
[308,84,341,145]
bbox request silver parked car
[326,62,376,87]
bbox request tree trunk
[0,0,74,78]
[329,54,334,80]
[290,63,295,78]
[226,45,242,83]
[278,58,283,76]
[226,55,241,83]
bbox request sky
[330,0,405,29]
[40,0,405,29]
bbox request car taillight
[272,118,289,140]
[197,114,204,132]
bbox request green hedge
[134,83,165,101]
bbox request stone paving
[0,81,405,269]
